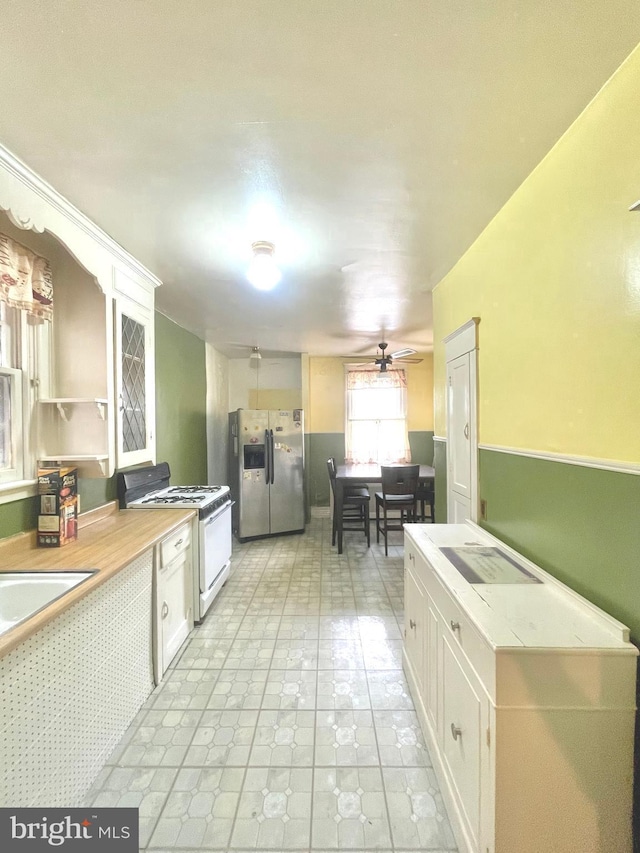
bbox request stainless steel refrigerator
[228,409,305,541]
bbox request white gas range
[117,463,233,620]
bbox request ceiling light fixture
[247,240,281,291]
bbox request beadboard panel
[0,551,154,806]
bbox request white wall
[228,356,302,411]
[205,343,230,485]
[207,351,302,486]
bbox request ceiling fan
[352,342,423,372]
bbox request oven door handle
[204,500,234,524]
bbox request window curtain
[345,367,411,464]
[0,233,53,321]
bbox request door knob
[409,619,416,629]
[451,723,462,741]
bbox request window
[0,301,49,495]
[0,232,53,497]
[0,303,24,483]
[345,367,411,464]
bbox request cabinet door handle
[174,538,184,548]
[464,422,469,439]
[409,552,414,563]
[409,619,416,629]
[451,723,462,741]
[161,601,169,619]
[450,620,460,633]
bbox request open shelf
[38,454,110,478]
[39,398,108,422]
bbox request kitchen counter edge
[0,503,196,659]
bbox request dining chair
[416,480,435,522]
[327,457,371,548]
[375,464,420,555]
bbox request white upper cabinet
[0,143,160,482]
[114,269,156,469]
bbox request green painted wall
[408,432,434,468]
[0,474,116,541]
[308,431,434,507]
[0,497,38,539]
[307,434,346,506]
[479,449,640,642]
[78,475,116,512]
[433,440,447,524]
[155,313,207,485]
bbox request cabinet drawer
[160,522,191,566]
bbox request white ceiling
[1,1,638,358]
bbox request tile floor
[85,515,457,852]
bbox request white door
[444,320,478,523]
[448,354,471,499]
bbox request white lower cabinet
[441,634,484,850]
[404,562,426,695]
[154,521,194,681]
[0,552,154,806]
[403,523,638,853]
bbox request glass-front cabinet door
[114,297,155,468]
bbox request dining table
[334,462,435,554]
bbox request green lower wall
[154,313,207,485]
[433,440,447,524]
[307,434,346,506]
[0,497,38,538]
[408,432,435,467]
[479,449,640,642]
[307,431,434,506]
[0,476,116,540]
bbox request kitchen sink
[0,571,96,636]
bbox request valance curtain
[0,233,53,320]
[345,367,411,464]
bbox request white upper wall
[228,357,302,412]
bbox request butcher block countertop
[0,501,196,659]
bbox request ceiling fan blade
[394,357,423,364]
[389,348,417,359]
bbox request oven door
[199,499,233,618]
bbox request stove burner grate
[168,485,222,494]
[142,495,202,504]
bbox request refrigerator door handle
[264,429,270,485]
[269,429,275,484]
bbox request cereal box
[37,466,78,547]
